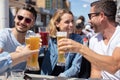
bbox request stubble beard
[15,27,27,33]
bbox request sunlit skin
[56,13,75,36]
[11,44,41,66]
[0,9,36,53]
[11,9,36,45]
[57,3,120,79]
[14,9,35,33]
[88,6,103,33]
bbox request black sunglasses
[88,13,100,20]
[17,15,32,24]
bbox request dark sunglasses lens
[17,15,24,20]
[88,14,91,19]
[25,18,31,23]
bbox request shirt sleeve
[0,29,7,48]
[0,52,12,74]
[116,43,120,47]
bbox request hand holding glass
[57,32,67,66]
[25,34,40,71]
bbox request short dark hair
[21,4,37,20]
[91,0,117,22]
[78,16,85,23]
[76,22,84,29]
[90,1,100,7]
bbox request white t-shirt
[89,25,120,79]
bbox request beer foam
[57,32,67,37]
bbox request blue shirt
[40,33,83,77]
[0,28,35,72]
[0,52,12,74]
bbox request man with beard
[58,0,120,79]
[0,4,37,71]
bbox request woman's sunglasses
[17,15,32,24]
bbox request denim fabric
[40,33,83,77]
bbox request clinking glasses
[17,15,32,24]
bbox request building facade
[9,0,70,29]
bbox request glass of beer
[57,32,67,66]
[25,34,40,71]
[39,27,49,47]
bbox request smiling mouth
[16,27,27,33]
[19,24,27,29]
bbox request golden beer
[25,37,30,45]
[57,32,67,64]
[25,35,40,71]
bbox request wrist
[79,44,85,55]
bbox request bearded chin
[15,28,27,33]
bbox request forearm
[79,45,119,74]
[0,52,12,74]
[10,52,26,66]
[90,64,101,78]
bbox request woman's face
[56,13,75,35]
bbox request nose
[20,18,26,24]
[69,22,74,27]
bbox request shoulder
[116,25,120,32]
[89,33,102,48]
[0,28,12,38]
[90,33,102,42]
[70,33,82,43]
[0,28,11,34]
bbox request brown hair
[47,9,74,38]
[21,4,37,20]
[90,0,116,22]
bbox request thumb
[30,49,39,53]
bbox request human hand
[58,38,83,54]
[15,45,39,61]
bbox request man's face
[14,9,35,33]
[88,6,102,33]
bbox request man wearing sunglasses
[58,0,120,79]
[0,4,37,72]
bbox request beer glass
[25,34,40,71]
[10,69,24,80]
[57,32,67,66]
[0,72,7,80]
[39,27,49,47]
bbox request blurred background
[0,0,119,30]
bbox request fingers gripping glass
[88,13,100,20]
[17,15,32,23]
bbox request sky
[69,0,97,23]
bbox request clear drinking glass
[57,32,67,66]
[25,34,40,71]
[0,72,7,80]
[39,27,49,48]
[10,69,24,80]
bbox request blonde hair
[47,9,74,38]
